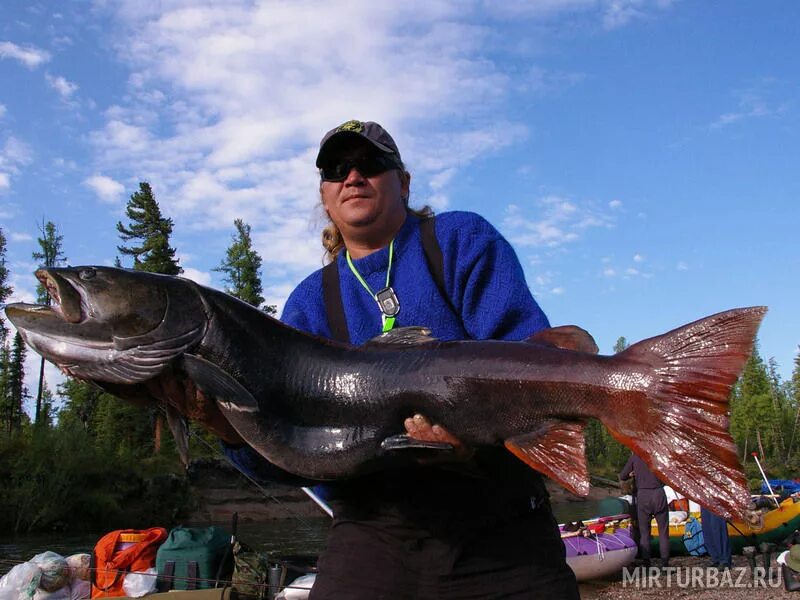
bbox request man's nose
[343,167,366,185]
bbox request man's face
[319,142,409,231]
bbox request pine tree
[215,219,276,313]
[0,228,12,432]
[117,182,182,275]
[0,228,12,340]
[31,220,67,424]
[6,332,28,434]
[117,182,181,455]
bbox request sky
[1,0,798,409]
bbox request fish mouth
[36,268,84,323]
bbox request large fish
[5,266,764,520]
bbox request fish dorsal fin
[364,326,438,346]
[505,420,590,496]
[526,326,599,354]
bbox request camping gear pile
[0,552,90,600]
[0,525,244,600]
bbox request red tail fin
[604,306,766,521]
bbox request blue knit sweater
[282,210,549,343]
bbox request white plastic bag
[0,561,42,600]
[29,553,69,593]
[68,580,90,600]
[121,569,157,598]
[32,586,70,600]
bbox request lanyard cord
[346,240,396,332]
[346,239,394,294]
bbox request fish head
[5,266,208,384]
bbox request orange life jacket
[91,527,167,598]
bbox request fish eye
[79,268,97,280]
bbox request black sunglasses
[319,154,400,182]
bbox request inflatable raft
[561,515,637,581]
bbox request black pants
[309,502,579,600]
[636,487,669,565]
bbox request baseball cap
[316,120,402,168]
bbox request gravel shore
[578,554,797,599]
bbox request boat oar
[751,452,781,509]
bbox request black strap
[322,216,451,344]
[186,561,199,590]
[419,217,458,317]
[157,561,175,592]
[323,259,350,343]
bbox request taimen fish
[5,266,765,520]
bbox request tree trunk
[154,414,163,454]
[787,405,800,462]
[757,429,766,461]
[743,436,748,463]
[35,356,45,424]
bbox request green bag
[232,540,270,600]
[155,526,232,590]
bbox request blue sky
[1,0,798,403]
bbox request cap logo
[336,120,365,133]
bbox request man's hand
[404,413,474,462]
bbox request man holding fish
[6,119,764,598]
[228,120,581,598]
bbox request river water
[0,499,606,573]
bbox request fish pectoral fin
[165,404,190,468]
[183,354,259,413]
[505,420,590,496]
[380,434,454,452]
[365,327,439,346]
[525,326,599,354]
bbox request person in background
[228,119,580,599]
[620,452,670,568]
[701,506,732,569]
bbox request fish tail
[605,306,766,521]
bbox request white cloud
[45,73,79,99]
[503,195,613,248]
[0,136,33,191]
[710,80,787,129]
[181,267,212,286]
[0,41,50,68]
[676,261,688,271]
[609,199,622,209]
[633,254,644,262]
[10,232,33,242]
[0,104,6,119]
[83,174,125,204]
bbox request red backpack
[91,527,168,598]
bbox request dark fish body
[5,266,765,521]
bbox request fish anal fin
[381,433,453,452]
[505,420,589,496]
[527,326,599,354]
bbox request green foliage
[32,219,67,304]
[1,332,29,435]
[117,182,182,275]
[0,423,190,533]
[215,219,276,314]
[0,227,12,339]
